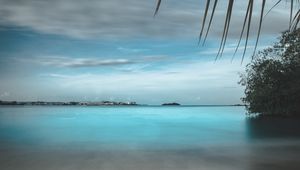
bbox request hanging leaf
[154,0,300,61]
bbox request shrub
[240,29,300,116]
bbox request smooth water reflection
[0,106,247,150]
[1,106,300,170]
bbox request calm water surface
[0,106,300,170]
[0,106,247,149]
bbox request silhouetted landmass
[232,104,247,106]
[0,100,247,107]
[162,102,180,106]
[240,29,300,117]
[0,100,138,106]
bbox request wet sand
[1,143,300,170]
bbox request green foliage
[240,29,300,116]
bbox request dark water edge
[246,116,300,139]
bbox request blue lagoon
[0,106,300,170]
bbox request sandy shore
[1,143,300,170]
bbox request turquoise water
[0,106,246,150]
[1,106,300,170]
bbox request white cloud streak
[20,55,169,68]
[38,57,134,67]
[39,58,245,103]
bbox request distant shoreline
[0,100,138,106]
[0,100,246,107]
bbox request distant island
[0,100,138,106]
[0,100,247,107]
[162,102,181,106]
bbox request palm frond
[198,0,211,44]
[154,0,161,16]
[215,0,235,60]
[290,0,294,29]
[292,9,300,30]
[241,0,254,63]
[232,0,251,61]
[252,0,266,59]
[154,0,300,61]
[202,0,218,45]
[264,0,282,18]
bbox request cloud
[117,47,149,53]
[45,58,245,90]
[20,55,169,68]
[198,45,270,56]
[14,56,130,68]
[0,91,10,98]
[33,56,134,67]
[1,54,246,104]
[36,58,245,104]
[0,0,292,39]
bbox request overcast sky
[0,0,292,104]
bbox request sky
[0,0,293,105]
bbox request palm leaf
[198,0,211,44]
[264,0,282,18]
[216,0,234,60]
[154,0,300,61]
[241,0,254,63]
[252,0,266,59]
[232,0,252,61]
[154,0,161,16]
[202,0,218,45]
[290,0,294,30]
[292,9,300,30]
